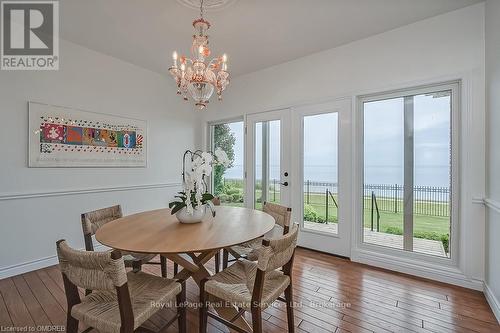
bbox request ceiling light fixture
[169,0,230,110]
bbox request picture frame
[28,102,147,167]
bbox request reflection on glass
[303,113,339,234]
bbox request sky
[219,92,451,187]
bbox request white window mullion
[261,121,269,204]
[403,96,414,251]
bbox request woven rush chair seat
[81,205,171,279]
[228,224,286,261]
[200,224,299,333]
[57,240,186,333]
[204,259,289,311]
[72,271,181,333]
[223,202,291,268]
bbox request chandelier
[169,0,230,110]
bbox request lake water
[224,164,450,188]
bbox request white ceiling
[60,0,482,77]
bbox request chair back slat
[257,224,298,272]
[56,240,127,291]
[81,205,122,236]
[263,202,291,230]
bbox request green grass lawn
[220,189,450,237]
[219,178,450,233]
[304,193,450,236]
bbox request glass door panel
[413,92,451,258]
[303,113,339,235]
[363,98,404,250]
[254,120,281,209]
[246,110,290,211]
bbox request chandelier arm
[208,57,222,66]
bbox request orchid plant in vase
[169,148,230,223]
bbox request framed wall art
[28,102,147,167]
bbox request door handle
[280,181,289,187]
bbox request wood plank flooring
[0,248,498,333]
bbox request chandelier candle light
[169,0,230,110]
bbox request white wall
[485,0,500,322]
[201,4,486,289]
[0,39,197,277]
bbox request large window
[362,83,456,258]
[210,120,244,207]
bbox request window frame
[356,81,460,264]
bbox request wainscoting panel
[0,183,181,279]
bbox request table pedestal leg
[165,251,252,332]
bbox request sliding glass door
[361,82,458,258]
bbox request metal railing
[223,178,450,218]
[325,189,338,224]
[371,191,380,232]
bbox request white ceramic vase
[176,206,206,224]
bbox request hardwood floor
[0,248,498,333]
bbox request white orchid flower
[201,151,213,164]
[215,148,230,167]
[183,170,196,192]
[200,164,213,177]
[173,149,232,217]
[195,190,202,203]
[185,194,193,214]
[191,156,203,170]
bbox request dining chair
[81,205,171,283]
[222,202,291,269]
[199,224,299,333]
[56,240,186,333]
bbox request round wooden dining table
[95,206,275,331]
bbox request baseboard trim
[0,244,107,280]
[351,248,484,290]
[484,282,500,324]
[0,182,181,201]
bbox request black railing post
[307,180,310,204]
[371,191,374,231]
[394,184,398,213]
[325,188,329,225]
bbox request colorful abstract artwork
[29,102,147,167]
